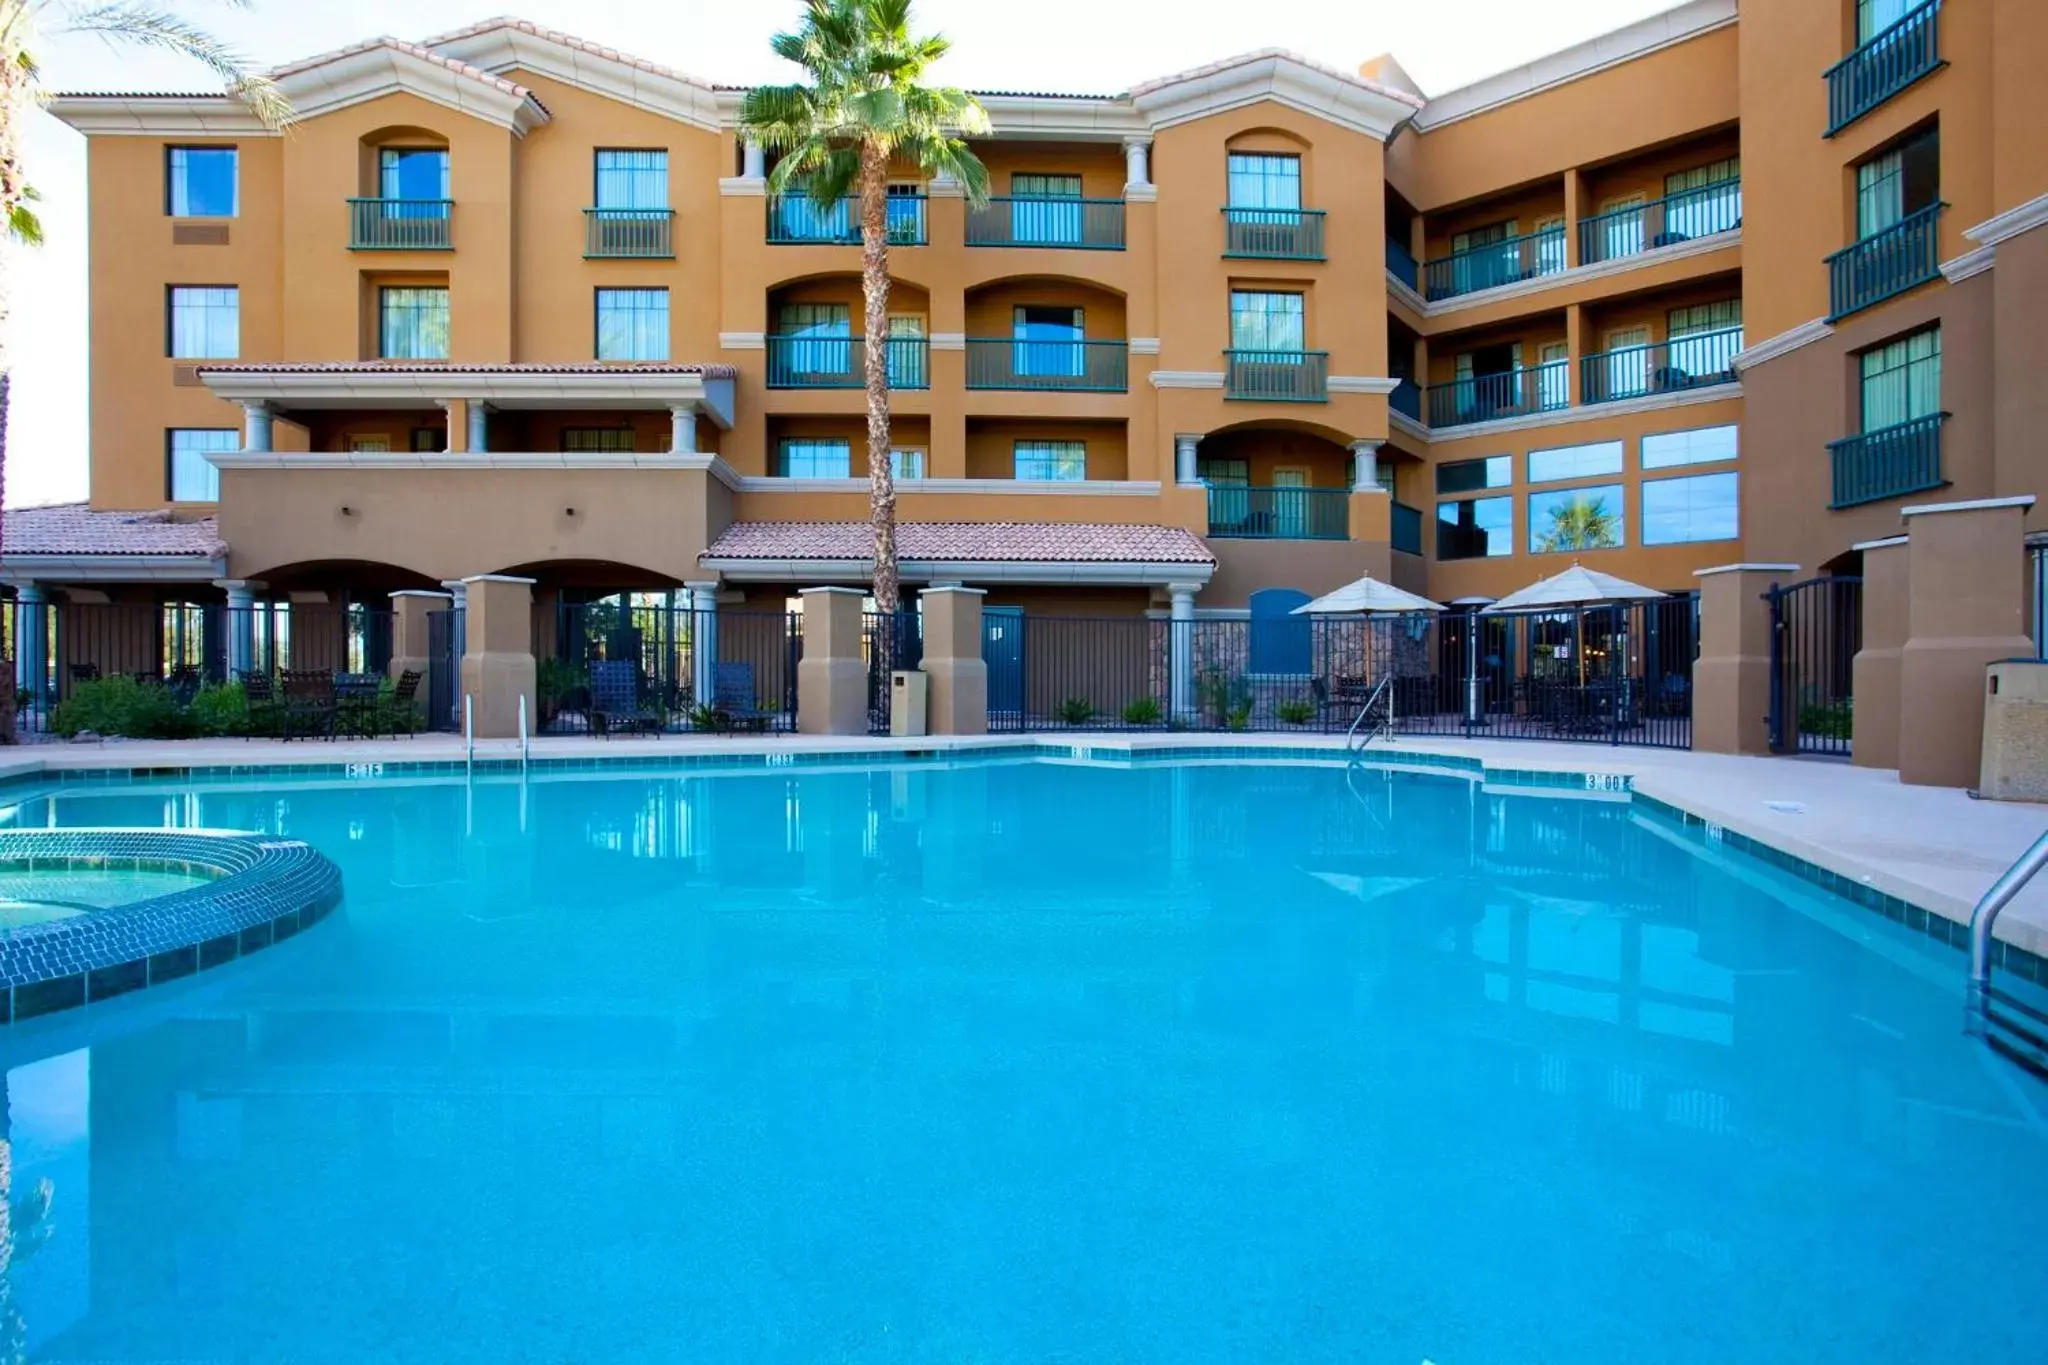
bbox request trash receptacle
[891,669,928,737]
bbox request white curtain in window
[380,288,449,360]
[595,150,668,209]
[168,429,236,501]
[1011,173,1083,244]
[1858,0,1916,43]
[779,303,851,374]
[1856,151,1905,237]
[780,440,852,478]
[1226,154,1301,211]
[1014,441,1086,481]
[170,287,239,359]
[1860,327,1941,431]
[597,289,670,361]
[1229,291,1304,352]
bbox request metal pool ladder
[1346,678,1395,756]
[1966,827,2048,1075]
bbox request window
[1014,173,1082,198]
[891,448,926,479]
[410,427,443,453]
[379,287,449,359]
[1664,157,1743,238]
[595,150,668,208]
[1643,472,1739,545]
[1666,157,1739,197]
[1643,424,1739,469]
[380,147,450,202]
[887,315,927,388]
[1448,220,1520,293]
[1435,496,1513,560]
[1668,299,1742,336]
[167,429,235,501]
[1860,326,1941,431]
[1227,153,1302,210]
[1011,173,1083,245]
[1013,305,1083,377]
[1527,441,1624,485]
[779,302,851,374]
[348,435,391,453]
[1229,291,1304,352]
[167,286,239,359]
[1528,485,1625,553]
[780,439,851,478]
[166,147,237,217]
[596,288,670,361]
[1856,127,1938,238]
[1436,455,1511,495]
[1014,440,1086,481]
[886,182,925,242]
[1199,457,1250,487]
[1858,0,1917,44]
[563,428,637,453]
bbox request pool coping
[0,828,344,1023]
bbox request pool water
[0,867,215,927]
[0,760,2042,1363]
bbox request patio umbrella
[1291,574,1443,616]
[1483,563,1667,684]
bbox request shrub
[51,676,192,739]
[1275,698,1316,726]
[1799,697,1853,740]
[187,681,251,736]
[687,702,724,732]
[1120,696,1163,726]
[1057,696,1097,726]
[1195,666,1252,725]
[1225,703,1254,732]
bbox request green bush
[1275,698,1316,726]
[1225,703,1254,732]
[52,676,193,739]
[1057,696,1097,726]
[186,681,251,736]
[1120,696,1163,726]
[1799,697,1853,740]
[1195,666,1253,725]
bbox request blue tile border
[0,829,343,1023]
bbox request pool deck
[3,731,2044,958]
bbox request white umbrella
[1292,574,1443,616]
[1481,563,1666,613]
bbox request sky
[2,0,1686,507]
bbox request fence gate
[425,608,458,732]
[1767,576,1862,756]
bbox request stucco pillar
[1168,582,1200,723]
[389,589,452,693]
[1899,496,2037,788]
[920,586,987,735]
[1350,440,1383,492]
[1174,433,1201,486]
[441,400,467,454]
[797,587,867,736]
[458,574,534,740]
[1692,563,1799,755]
[741,137,764,180]
[241,401,274,453]
[685,580,719,708]
[214,579,256,679]
[1122,137,1152,193]
[1563,168,1584,268]
[1564,303,1585,404]
[1850,536,1909,770]
[467,401,490,454]
[12,583,47,714]
[668,405,698,455]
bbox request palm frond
[8,199,44,248]
[58,3,293,128]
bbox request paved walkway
[5,731,2044,955]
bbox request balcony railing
[1828,412,1948,509]
[1391,501,1423,556]
[1207,485,1349,541]
[1424,223,1566,301]
[348,198,452,250]
[1426,361,1572,429]
[584,208,675,258]
[766,194,928,245]
[1222,207,1326,260]
[964,338,1127,392]
[1580,327,1744,405]
[965,197,1125,250]
[1827,203,1943,321]
[1386,236,1420,290]
[1224,350,1329,402]
[1390,378,1422,422]
[1826,0,1945,135]
[765,334,931,389]
[1577,178,1742,266]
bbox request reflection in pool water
[0,761,2042,1362]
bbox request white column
[1174,433,1201,486]
[215,578,256,679]
[13,583,47,716]
[435,400,457,453]
[1123,137,1152,191]
[467,402,490,454]
[1168,582,1199,723]
[1350,440,1384,492]
[241,401,274,453]
[669,405,699,455]
[742,137,765,180]
[686,579,721,708]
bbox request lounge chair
[714,662,777,733]
[588,659,664,737]
[386,669,424,737]
[239,670,282,736]
[281,669,338,741]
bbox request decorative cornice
[1385,271,1427,316]
[1389,409,1429,444]
[1732,318,1833,372]
[718,177,766,197]
[1124,184,1159,203]
[1129,338,1162,355]
[734,477,1163,497]
[1127,49,1423,142]
[0,553,227,584]
[207,451,709,471]
[42,95,277,137]
[718,332,766,350]
[1942,246,1996,284]
[701,555,1215,588]
[1900,495,2037,519]
[1850,535,1909,552]
[1963,191,2048,250]
[198,367,733,426]
[1327,376,1402,395]
[1150,371,1225,390]
[1414,229,1740,319]
[1693,562,1799,578]
[424,18,722,131]
[927,333,966,351]
[1403,384,1742,444]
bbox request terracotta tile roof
[705,521,1215,565]
[195,361,739,379]
[423,17,718,92]
[269,35,537,102]
[1127,47,1427,108]
[2,504,224,559]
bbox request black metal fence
[1767,576,1861,756]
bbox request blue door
[983,607,1025,723]
[1248,588,1312,675]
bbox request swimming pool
[0,757,2041,1362]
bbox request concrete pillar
[1350,440,1383,492]
[797,587,867,736]
[1174,433,1201,486]
[1850,536,1908,770]
[241,401,274,453]
[467,402,490,454]
[13,583,47,712]
[920,586,987,735]
[742,137,764,180]
[1123,137,1152,192]
[389,589,452,689]
[1168,582,1200,723]
[1692,563,1799,755]
[458,574,535,740]
[685,580,720,708]
[1899,495,2037,788]
[669,405,698,455]
[1564,302,1585,405]
[215,579,256,679]
[1563,167,1584,268]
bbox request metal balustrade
[1385,236,1420,289]
[1576,178,1742,265]
[1206,485,1349,540]
[348,198,452,250]
[1426,361,1572,428]
[1424,224,1566,300]
[1826,0,1945,135]
[1579,327,1743,405]
[1826,203,1943,320]
[965,197,1125,249]
[583,208,675,258]
[1391,501,1423,556]
[963,339,1127,392]
[1827,412,1948,508]
[766,194,927,245]
[1223,350,1329,402]
[765,335,931,389]
[1222,207,1326,260]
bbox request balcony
[1221,208,1326,261]
[348,198,452,250]
[584,208,675,258]
[765,335,931,390]
[1426,361,1571,429]
[1826,0,1945,136]
[1577,179,1741,266]
[1385,236,1420,290]
[1424,224,1566,301]
[1391,501,1423,556]
[964,339,1127,392]
[1826,204,1943,321]
[1207,485,1348,540]
[766,194,928,246]
[965,197,1125,250]
[1579,327,1743,405]
[1224,350,1329,402]
[1390,378,1422,422]
[1827,412,1948,508]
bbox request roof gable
[423,17,722,132]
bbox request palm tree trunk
[858,139,898,617]
[0,44,26,746]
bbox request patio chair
[68,662,101,685]
[281,669,338,742]
[334,672,384,739]
[386,669,424,737]
[239,670,282,737]
[587,659,664,738]
[714,662,777,733]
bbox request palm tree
[1536,493,1621,553]
[741,0,990,616]
[0,1076,55,1364]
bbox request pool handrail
[1966,826,2048,1028]
[1346,677,1395,753]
